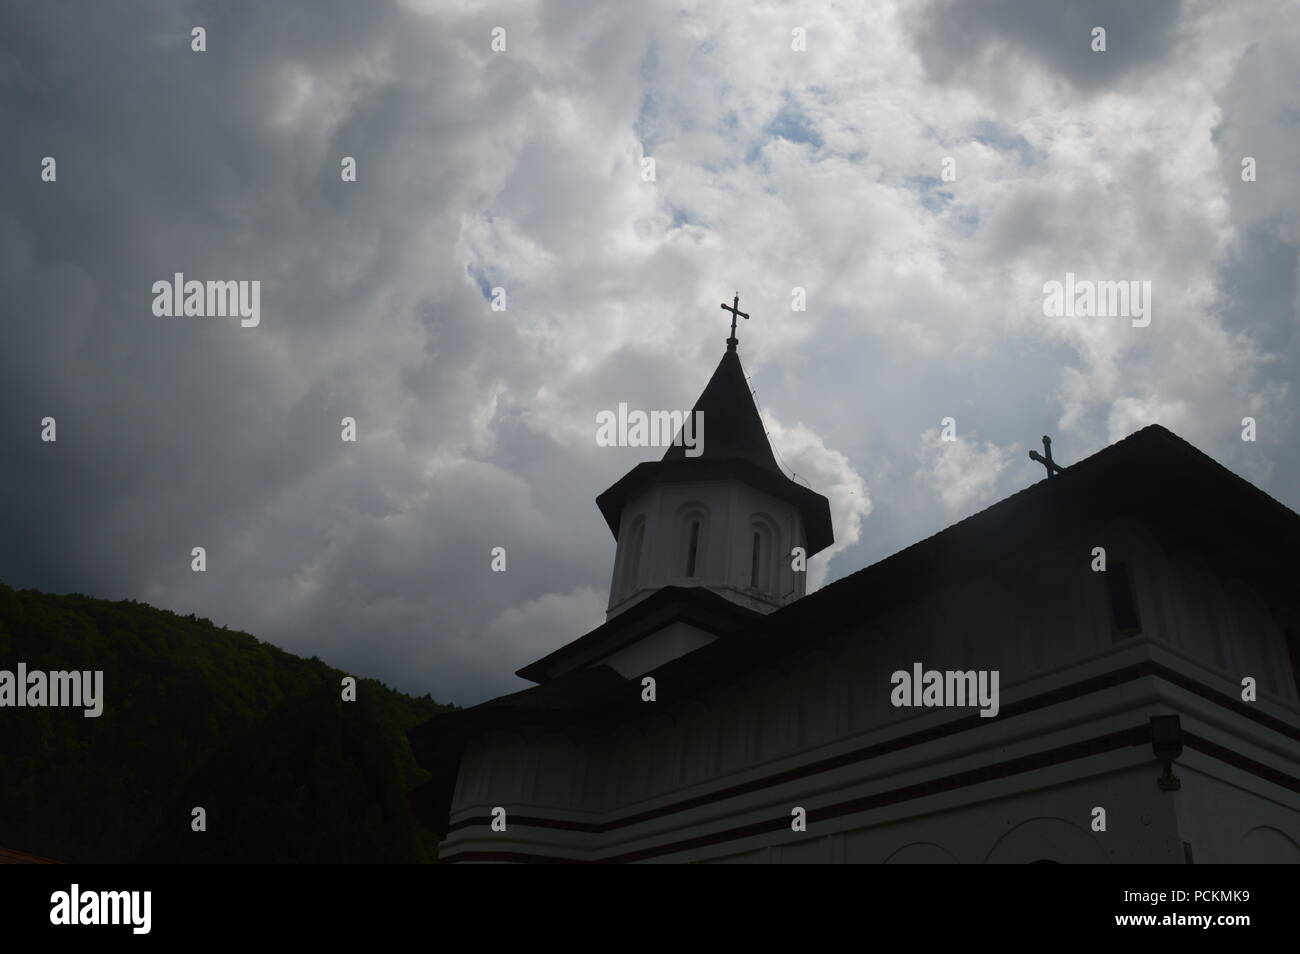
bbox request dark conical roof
[660,348,781,471]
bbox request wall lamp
[1149,714,1183,792]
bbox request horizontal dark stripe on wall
[1156,666,1300,742]
[1183,732,1300,795]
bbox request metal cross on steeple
[1028,435,1065,479]
[720,293,749,352]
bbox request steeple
[597,303,833,618]
[659,347,781,472]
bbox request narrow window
[685,520,700,577]
[1283,629,1300,701]
[1106,561,1142,639]
[751,531,761,588]
[622,519,644,593]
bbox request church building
[409,315,1300,863]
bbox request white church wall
[1155,546,1299,709]
[816,765,1176,864]
[442,638,1298,862]
[1172,757,1300,863]
[683,737,1181,864]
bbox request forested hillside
[0,583,450,862]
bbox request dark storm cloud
[908,0,1184,90]
[0,1,555,699]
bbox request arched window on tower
[686,520,701,577]
[675,503,708,580]
[620,516,646,596]
[749,515,779,595]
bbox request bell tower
[596,297,833,619]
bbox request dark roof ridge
[773,423,1299,623]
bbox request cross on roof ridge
[720,293,749,352]
[1029,434,1065,479]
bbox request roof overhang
[516,584,763,684]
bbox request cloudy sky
[2,0,1297,706]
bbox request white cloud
[479,586,607,680]
[762,412,871,590]
[916,428,1019,513]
